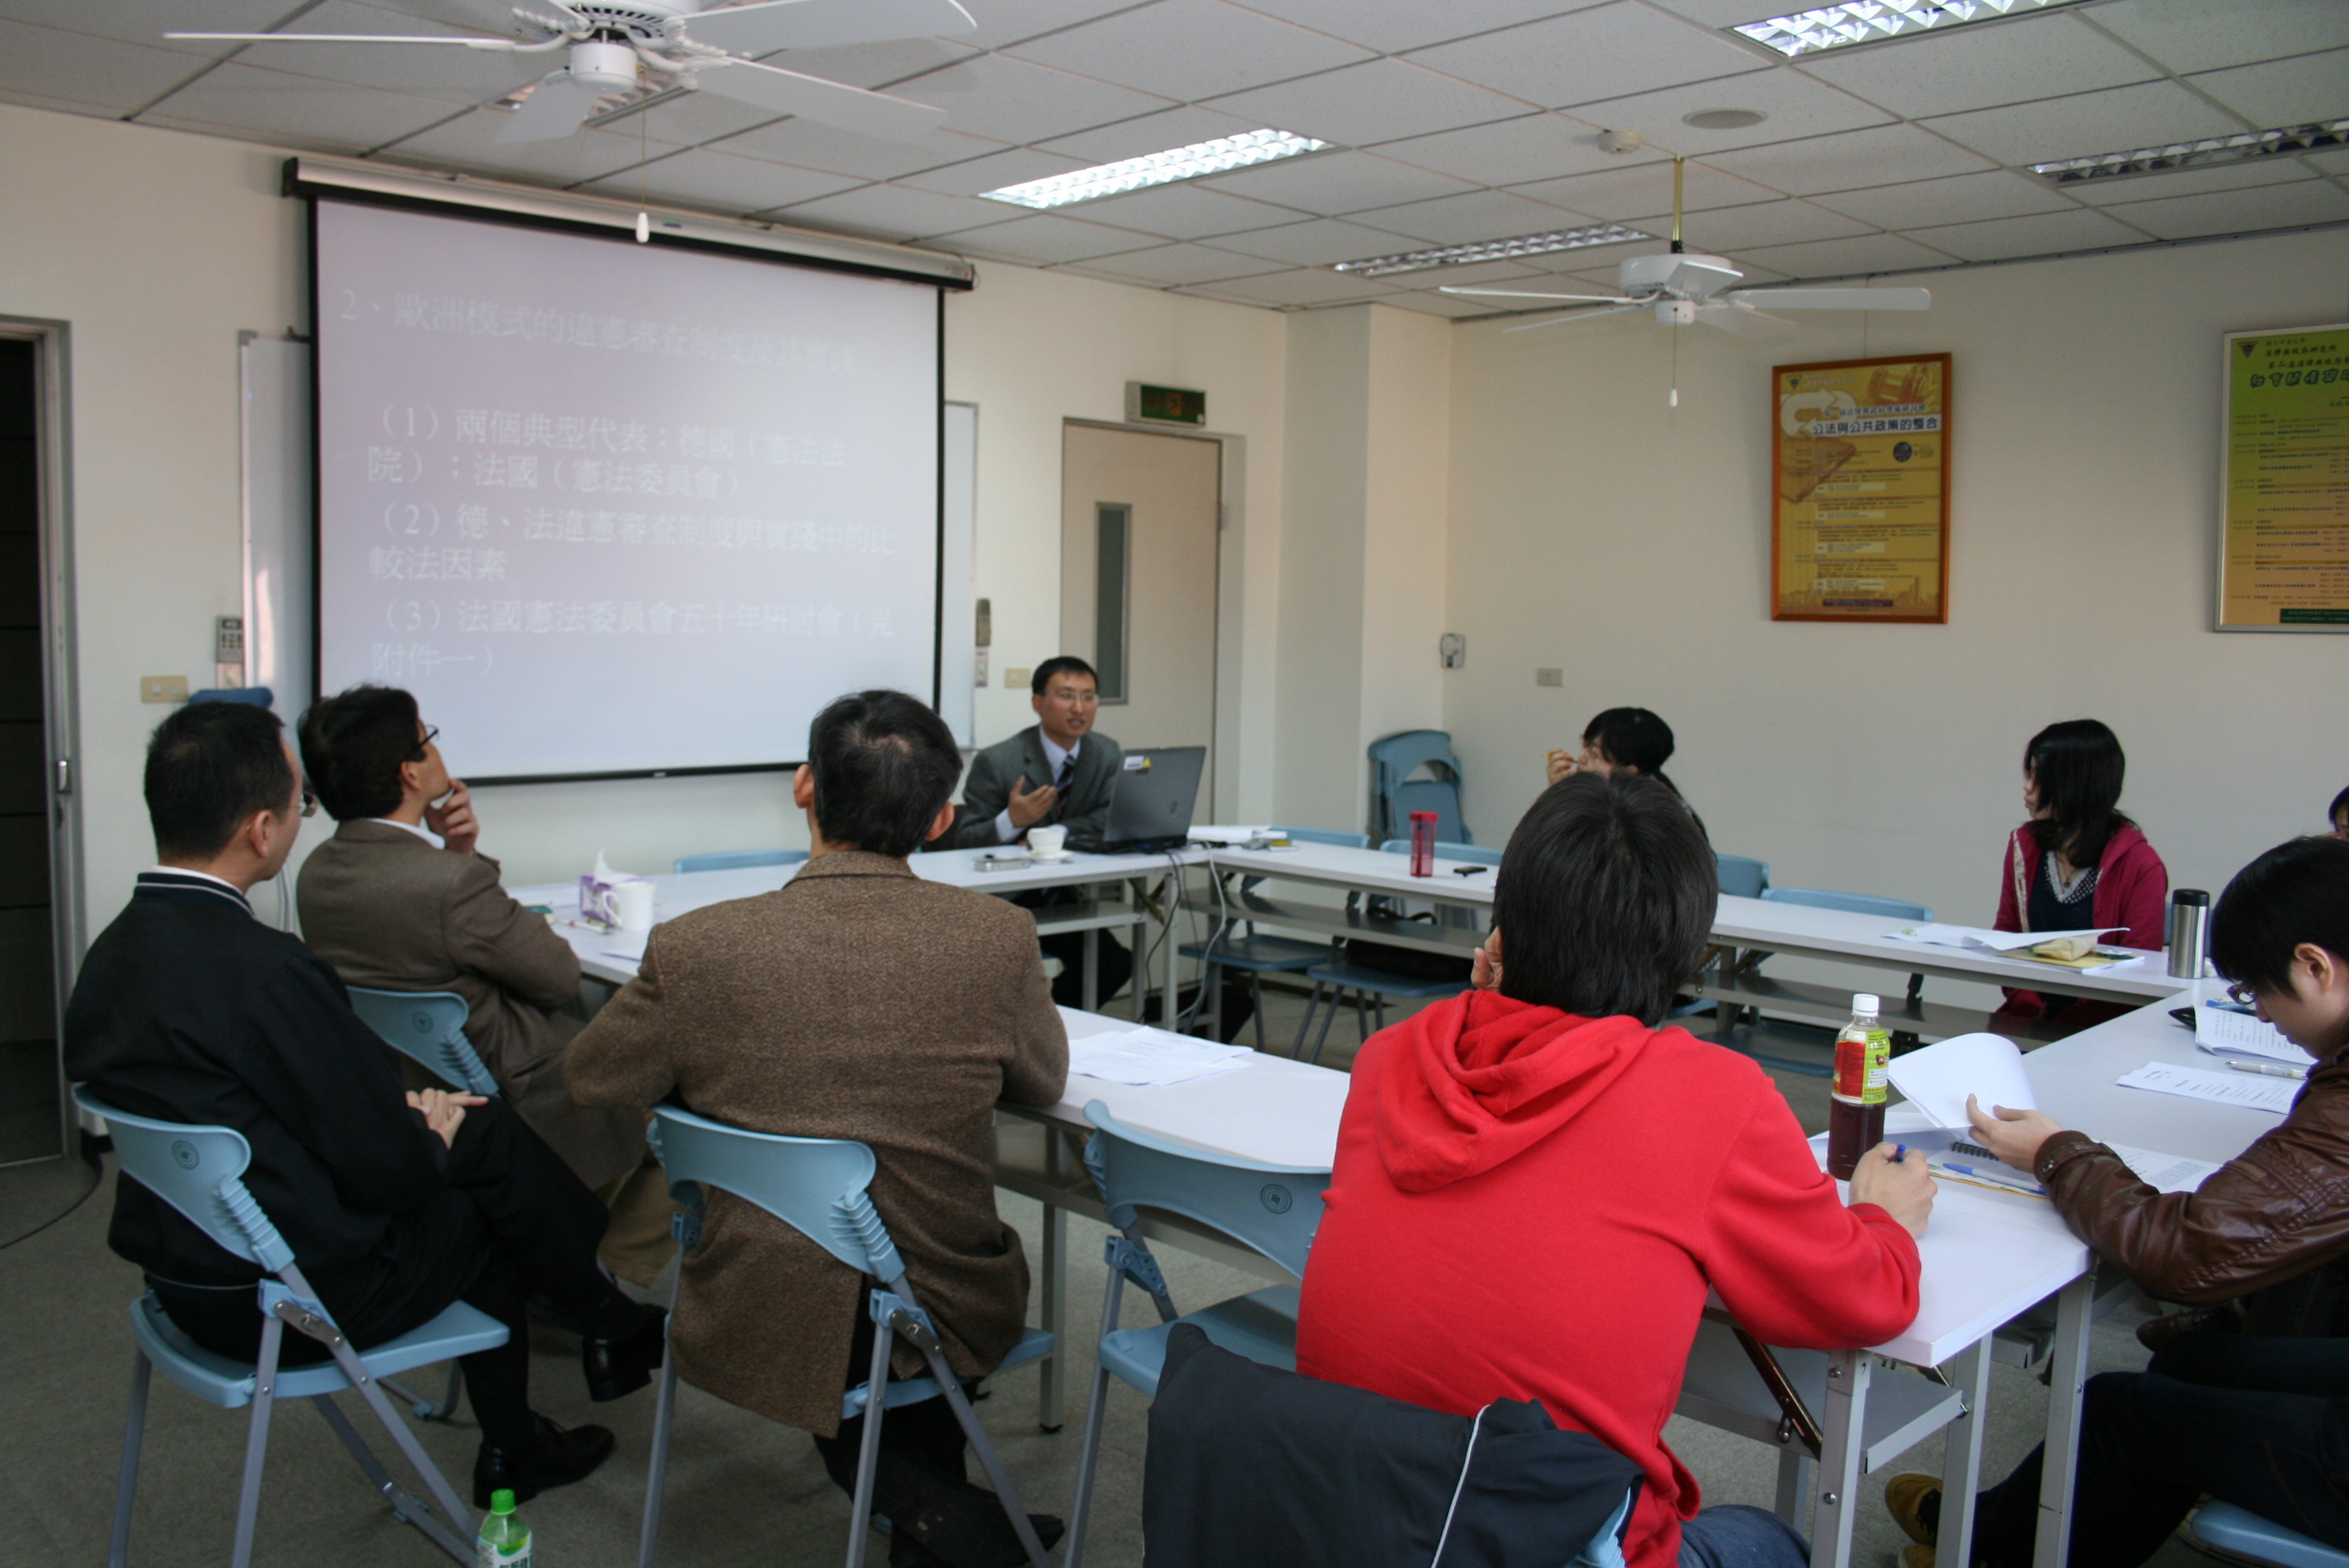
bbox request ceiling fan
[1441,158,1930,337]
[168,0,974,147]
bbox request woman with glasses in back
[1992,719,2168,1033]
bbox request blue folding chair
[1367,730,1468,847]
[1180,828,1366,1048]
[2189,1502,2349,1568]
[1282,838,1486,1060]
[78,1088,506,1568]
[345,988,499,1099]
[637,1107,1054,1568]
[672,848,808,874]
[1716,853,1772,900]
[1064,1101,1332,1567]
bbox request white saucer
[1028,849,1074,861]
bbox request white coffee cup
[611,878,656,932]
[1027,824,1069,858]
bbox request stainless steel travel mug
[2167,889,2210,979]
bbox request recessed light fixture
[2030,118,2349,185]
[981,129,1329,210]
[1684,108,1767,130]
[1733,0,2086,58]
[1330,224,1649,277]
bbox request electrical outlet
[1536,668,1564,687]
[1004,666,1032,690]
[141,675,189,704]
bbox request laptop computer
[1100,746,1206,854]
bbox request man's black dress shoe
[473,1415,616,1507]
[583,1305,667,1401]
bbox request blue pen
[1892,1144,1906,1163]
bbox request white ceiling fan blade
[696,59,946,142]
[499,71,603,142]
[683,0,977,54]
[1728,286,1931,311]
[1698,302,1796,339]
[166,33,521,48]
[1500,303,1649,334]
[1438,287,1633,303]
[1664,258,1742,297]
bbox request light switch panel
[1536,668,1564,687]
[141,676,189,704]
[1004,666,1032,690]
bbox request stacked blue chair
[672,848,809,874]
[1064,1101,1333,1566]
[1366,731,1468,848]
[79,1088,506,1568]
[2187,1502,2349,1568]
[1716,853,1772,900]
[636,1107,1054,1568]
[1180,827,1366,1048]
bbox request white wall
[1443,227,2349,924]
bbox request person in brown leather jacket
[1885,834,2349,1568]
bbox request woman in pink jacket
[1993,718,2167,1031]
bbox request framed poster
[1771,354,1950,624]
[2217,323,2349,631]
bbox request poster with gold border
[2218,323,2349,631]
[1771,354,1950,624]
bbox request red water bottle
[1408,811,1436,877]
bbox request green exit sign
[1125,381,1206,426]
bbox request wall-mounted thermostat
[1125,381,1207,426]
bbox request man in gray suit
[569,690,1068,1568]
[295,686,669,1284]
[948,656,1132,1006]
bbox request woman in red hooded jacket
[1993,720,2169,1032]
[1297,773,1935,1568]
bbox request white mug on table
[611,879,656,931]
[1027,824,1069,858]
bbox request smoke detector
[1595,128,1644,154]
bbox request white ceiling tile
[174,2,533,105]
[767,181,1014,238]
[1659,198,1874,249]
[1731,231,1959,277]
[2186,50,2349,131]
[0,18,212,115]
[1813,168,2080,228]
[2062,155,2318,206]
[140,61,460,150]
[953,0,1155,51]
[1405,3,1769,112]
[1064,180,1306,238]
[383,109,682,183]
[1701,123,1994,194]
[1513,239,1673,276]
[0,1,292,56]
[1195,149,1478,214]
[574,148,864,212]
[922,212,1163,263]
[2084,0,2349,74]
[896,146,1093,197]
[1374,113,1658,185]
[1507,160,1778,218]
[1920,80,2248,167]
[1568,68,1895,157]
[1637,0,1786,23]
[1205,58,1537,147]
[714,120,1005,181]
[1901,204,2152,260]
[2303,145,2349,174]
[749,38,983,91]
[885,52,1174,144]
[2090,177,2349,239]
[1180,268,1405,304]
[1206,216,1426,264]
[1796,16,2159,119]
[1228,0,1601,55]
[1067,242,1284,284]
[1005,0,1372,103]
[1351,188,1577,244]
[1034,105,1266,163]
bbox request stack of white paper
[2117,1062,2296,1114]
[1069,1028,1253,1088]
[1887,923,2117,953]
[2105,1142,2225,1194]
[1884,1032,2037,1130]
[2193,1006,2313,1067]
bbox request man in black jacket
[66,700,664,1505]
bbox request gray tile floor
[3,983,2220,1567]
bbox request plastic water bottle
[476,1489,531,1568]
[1826,994,1890,1180]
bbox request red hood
[1376,991,1657,1193]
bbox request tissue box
[579,872,618,927]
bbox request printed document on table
[1884,1033,2036,1130]
[2194,1006,2313,1066]
[1887,923,2116,953]
[1069,1027,1252,1088]
[2117,1062,2296,1114]
[2103,1142,2226,1194]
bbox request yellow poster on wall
[1771,354,1950,624]
[2219,323,2349,631]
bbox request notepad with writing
[2194,1005,2313,1066]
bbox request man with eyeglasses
[949,656,1134,1008]
[294,684,666,1285]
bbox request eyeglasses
[413,724,439,762]
[2226,980,2261,1008]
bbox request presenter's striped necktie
[1053,754,1075,822]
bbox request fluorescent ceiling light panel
[1734,0,2087,58]
[2030,118,2349,185]
[1330,224,1649,276]
[982,129,1328,209]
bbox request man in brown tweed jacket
[569,690,1069,1568]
